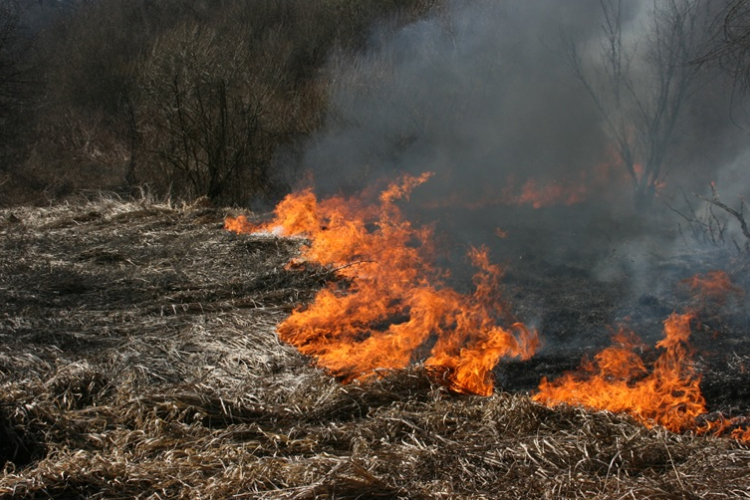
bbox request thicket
[0,0,440,206]
[0,0,36,184]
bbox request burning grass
[1,195,750,498]
[226,174,539,396]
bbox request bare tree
[135,23,267,203]
[132,17,312,205]
[567,0,709,210]
[701,0,750,93]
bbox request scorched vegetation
[1,196,750,499]
[3,1,750,499]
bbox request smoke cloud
[305,0,631,198]
[295,0,748,306]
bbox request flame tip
[229,172,536,397]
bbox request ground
[1,197,749,499]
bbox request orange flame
[224,215,254,234]
[226,173,538,395]
[682,271,744,306]
[633,163,667,194]
[533,313,706,433]
[495,228,509,239]
[533,312,750,441]
[513,177,589,209]
[421,157,622,211]
[421,175,597,210]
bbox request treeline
[0,0,439,206]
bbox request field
[2,197,750,499]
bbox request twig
[695,188,750,240]
[329,260,376,274]
[662,437,687,493]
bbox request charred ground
[1,198,749,498]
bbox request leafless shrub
[565,0,713,211]
[132,14,321,205]
[670,184,750,253]
[1,0,443,207]
[696,183,750,251]
[700,0,750,94]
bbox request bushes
[132,11,326,205]
[0,0,37,178]
[0,0,441,206]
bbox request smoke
[303,0,648,198]
[296,0,748,309]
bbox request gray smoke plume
[297,0,748,306]
[304,0,636,200]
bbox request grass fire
[3,190,750,498]
[226,174,539,396]
[4,0,750,498]
[227,175,750,444]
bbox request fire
[533,313,705,433]
[495,228,508,239]
[226,173,538,395]
[224,215,254,234]
[225,174,748,438]
[512,177,589,209]
[682,271,744,307]
[421,174,597,210]
[421,158,622,211]
[533,312,750,441]
[633,163,667,193]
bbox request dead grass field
[1,197,749,499]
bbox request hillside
[1,198,750,499]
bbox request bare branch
[696,185,750,241]
[564,0,709,210]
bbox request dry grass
[0,196,749,499]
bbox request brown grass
[0,197,749,499]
